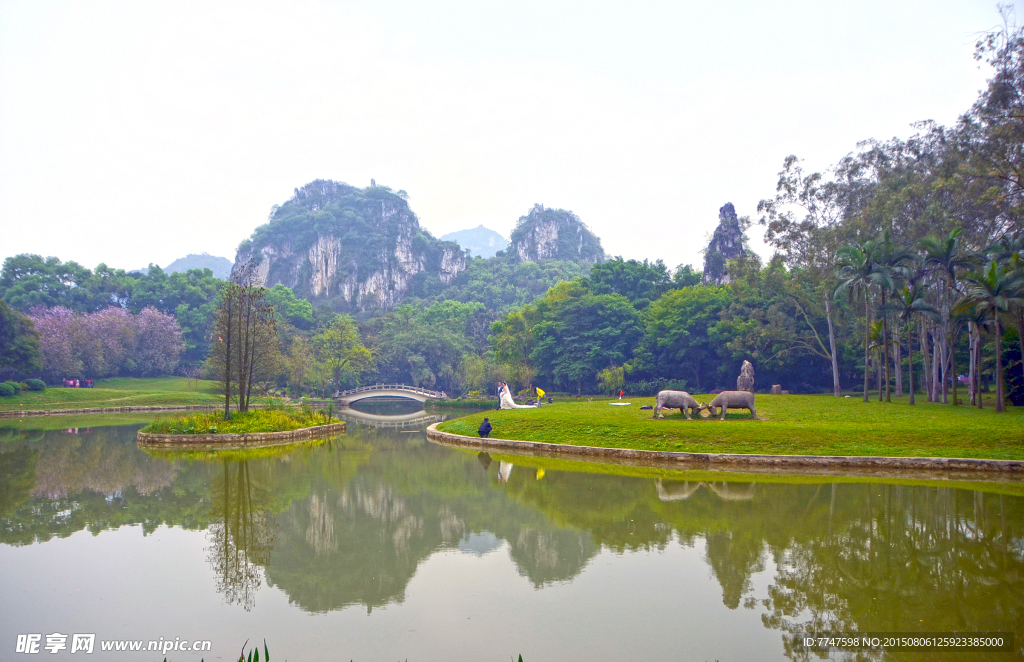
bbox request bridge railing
[335,383,447,399]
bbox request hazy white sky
[1,0,1019,272]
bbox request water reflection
[207,459,275,611]
[0,410,1022,658]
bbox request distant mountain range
[163,253,234,279]
[440,225,509,258]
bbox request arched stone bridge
[335,383,448,406]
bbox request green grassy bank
[437,394,1024,461]
[141,409,334,435]
[0,377,225,412]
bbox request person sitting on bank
[478,417,492,438]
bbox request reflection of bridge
[335,408,444,429]
[336,384,447,406]
[655,480,756,502]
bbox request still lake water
[1,400,1022,661]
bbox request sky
[1,0,1020,273]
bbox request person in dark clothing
[478,417,492,438]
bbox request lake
[1,400,1022,661]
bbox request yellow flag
[536,387,546,398]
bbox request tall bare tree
[208,261,280,417]
[758,156,846,396]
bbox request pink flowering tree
[29,306,84,380]
[29,306,183,380]
[135,307,184,376]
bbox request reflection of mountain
[1,419,1022,651]
[263,425,597,611]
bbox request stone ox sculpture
[707,390,757,420]
[654,390,708,420]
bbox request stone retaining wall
[137,422,346,448]
[0,404,233,418]
[426,424,1024,480]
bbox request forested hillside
[235,180,467,312]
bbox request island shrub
[142,408,335,435]
[0,381,18,397]
[24,378,45,391]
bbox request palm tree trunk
[968,321,977,406]
[946,325,954,403]
[995,318,1004,413]
[925,319,933,401]
[863,296,870,402]
[932,326,941,402]
[894,326,903,397]
[882,299,891,403]
[976,323,984,409]
[825,292,841,397]
[908,318,915,406]
[876,346,883,402]
[941,320,950,405]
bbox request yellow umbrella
[536,387,546,398]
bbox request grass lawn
[0,376,224,411]
[437,394,1024,460]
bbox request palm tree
[986,234,1024,374]
[883,282,938,405]
[876,235,915,403]
[919,229,975,404]
[836,237,892,402]
[958,261,1024,412]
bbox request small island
[137,408,345,449]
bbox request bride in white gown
[498,382,536,409]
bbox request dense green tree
[370,303,476,392]
[0,254,94,311]
[311,315,372,393]
[435,257,587,315]
[634,285,731,391]
[586,257,672,309]
[266,284,315,329]
[0,300,41,379]
[530,292,642,395]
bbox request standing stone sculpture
[770,384,782,395]
[707,391,757,420]
[736,360,755,392]
[654,390,708,420]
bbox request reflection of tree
[207,459,275,611]
[0,444,39,519]
[29,427,177,499]
[705,530,765,610]
[760,485,1024,661]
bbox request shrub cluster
[0,381,19,397]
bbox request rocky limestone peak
[234,179,467,312]
[507,204,605,265]
[702,202,749,285]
